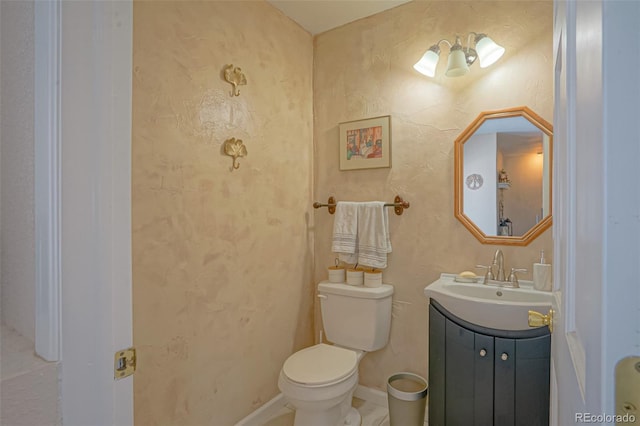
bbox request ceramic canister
[364,270,383,288]
[346,268,364,286]
[328,266,346,283]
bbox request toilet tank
[318,282,394,352]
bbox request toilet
[278,281,394,426]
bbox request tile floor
[262,396,427,426]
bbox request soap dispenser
[533,250,552,291]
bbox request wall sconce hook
[223,138,247,170]
[223,64,247,97]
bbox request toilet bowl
[278,344,363,426]
[277,282,394,426]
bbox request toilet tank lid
[318,282,394,299]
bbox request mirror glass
[454,107,553,246]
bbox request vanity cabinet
[429,299,550,426]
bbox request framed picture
[339,115,391,170]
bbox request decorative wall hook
[223,64,247,97]
[223,137,247,170]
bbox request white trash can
[387,372,428,426]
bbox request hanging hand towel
[356,201,392,269]
[331,202,359,264]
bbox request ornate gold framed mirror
[454,106,553,246]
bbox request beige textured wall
[132,1,314,424]
[0,0,36,342]
[313,1,553,390]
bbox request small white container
[346,268,364,286]
[364,270,383,288]
[533,250,552,291]
[533,264,552,291]
[327,266,345,283]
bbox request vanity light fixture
[413,33,505,78]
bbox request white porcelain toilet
[278,281,394,426]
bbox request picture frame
[339,115,391,170]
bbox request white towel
[331,202,359,264]
[356,202,392,268]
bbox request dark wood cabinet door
[445,318,477,425]
[494,338,516,425]
[515,335,551,426]
[473,333,494,426]
[429,305,446,426]
[429,300,550,426]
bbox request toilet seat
[282,344,357,386]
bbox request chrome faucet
[477,249,527,287]
[492,249,506,282]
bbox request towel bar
[313,195,410,216]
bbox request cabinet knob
[479,349,487,357]
[501,352,509,361]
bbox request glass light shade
[445,48,469,77]
[413,48,440,77]
[475,35,505,68]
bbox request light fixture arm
[427,39,453,56]
[466,32,478,50]
[466,34,480,66]
[467,32,481,45]
[435,39,453,49]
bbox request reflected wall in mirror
[454,106,553,246]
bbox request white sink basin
[424,273,553,331]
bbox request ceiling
[266,0,412,35]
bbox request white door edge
[59,0,133,424]
[34,0,62,363]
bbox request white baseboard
[235,385,397,426]
[355,383,429,421]
[234,393,286,426]
[354,385,388,407]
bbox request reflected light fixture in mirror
[413,33,505,77]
